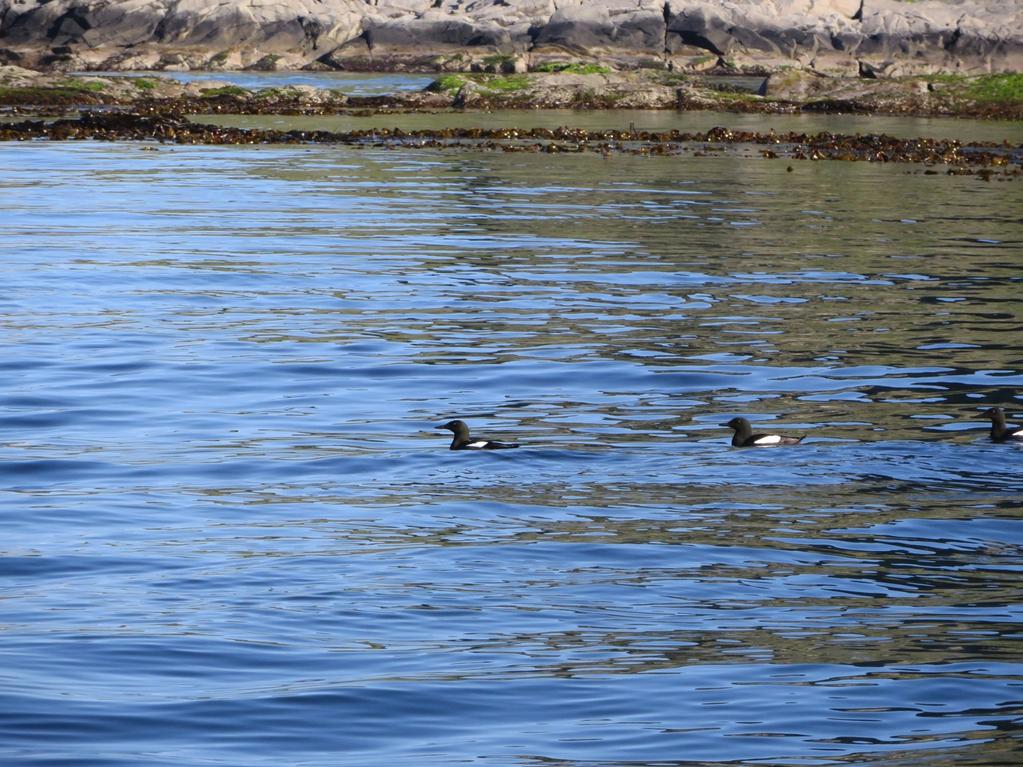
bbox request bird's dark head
[981,407,1003,420]
[437,419,468,434]
[723,416,749,430]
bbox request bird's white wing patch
[753,435,783,445]
[468,441,490,448]
[1011,429,1023,440]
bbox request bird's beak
[434,424,447,430]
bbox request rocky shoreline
[2,96,1021,181]
[2,48,1021,178]
[2,65,1022,120]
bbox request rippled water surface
[1,140,1022,766]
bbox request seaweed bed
[2,111,1021,178]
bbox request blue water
[1,141,1022,766]
[73,70,437,95]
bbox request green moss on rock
[427,74,469,94]
[534,62,611,75]
[60,79,105,92]
[0,85,105,103]
[200,85,248,98]
[481,74,529,92]
[966,73,1023,102]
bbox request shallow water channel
[1,135,1021,766]
[196,107,1023,144]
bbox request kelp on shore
[2,112,1020,179]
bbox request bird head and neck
[437,419,471,449]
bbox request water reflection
[1,141,1021,766]
[74,70,437,95]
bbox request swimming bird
[981,407,1023,443]
[436,419,519,450]
[724,416,805,447]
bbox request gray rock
[761,68,832,100]
[761,64,936,110]
[0,1,364,69]
[664,0,1023,74]
[532,2,665,53]
[0,0,1020,73]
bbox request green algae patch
[480,74,529,92]
[60,79,106,92]
[966,73,1023,103]
[427,74,468,94]
[535,62,610,75]
[427,73,528,95]
[0,84,107,105]
[534,62,611,75]
[925,73,1023,104]
[199,85,248,98]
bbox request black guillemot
[437,420,520,450]
[981,407,1023,443]
[724,416,805,447]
